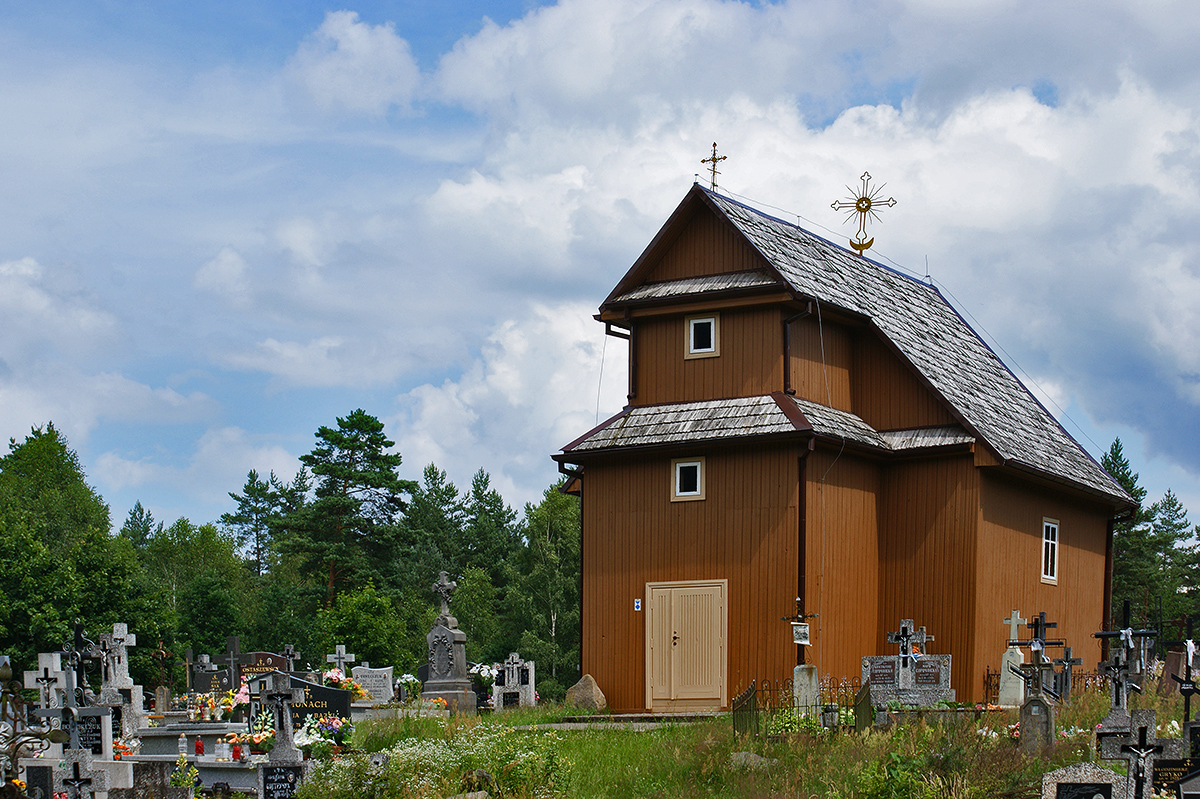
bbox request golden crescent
[850,237,874,254]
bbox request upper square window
[1041,518,1059,584]
[685,314,720,360]
[672,457,706,501]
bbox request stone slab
[1041,761,1127,799]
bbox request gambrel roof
[564,186,1131,507]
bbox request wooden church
[553,184,1133,711]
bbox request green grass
[295,677,1193,798]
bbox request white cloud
[287,10,421,115]
[392,301,628,508]
[194,247,251,308]
[95,426,298,508]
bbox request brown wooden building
[553,185,1133,711]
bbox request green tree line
[0,410,580,700]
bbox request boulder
[729,751,778,770]
[565,674,607,711]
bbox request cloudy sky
[2,0,1198,533]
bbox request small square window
[1041,518,1059,584]
[671,457,706,501]
[685,314,720,359]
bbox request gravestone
[1095,600,1157,713]
[352,664,394,705]
[998,610,1027,706]
[24,763,54,799]
[59,748,111,798]
[1176,769,1200,799]
[421,571,476,713]
[852,683,873,733]
[1153,758,1200,797]
[238,651,291,682]
[193,654,231,694]
[95,622,144,739]
[248,672,351,729]
[1020,694,1055,752]
[1041,762,1126,799]
[492,653,536,710]
[24,652,66,711]
[1099,708,1184,799]
[154,685,172,712]
[861,619,954,706]
[256,671,312,799]
[792,664,819,717]
[326,644,356,674]
[1053,647,1083,704]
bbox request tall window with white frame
[1041,518,1059,584]
[672,457,706,502]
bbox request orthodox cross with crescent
[831,171,896,255]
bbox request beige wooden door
[646,580,727,710]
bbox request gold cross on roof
[831,171,897,255]
[700,142,727,191]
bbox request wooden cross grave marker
[1008,612,1065,701]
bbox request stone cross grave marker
[24,652,65,710]
[421,572,476,713]
[96,622,142,739]
[998,610,1027,706]
[62,623,100,706]
[862,618,953,706]
[1099,708,1184,799]
[215,636,246,693]
[60,750,110,799]
[433,571,457,623]
[325,645,356,673]
[1020,694,1054,752]
[263,671,306,763]
[1095,600,1157,712]
[282,644,302,672]
[97,622,135,688]
[493,653,536,709]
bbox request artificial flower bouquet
[322,668,367,701]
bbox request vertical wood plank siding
[634,308,784,405]
[789,316,853,411]
[852,334,956,430]
[647,210,770,281]
[580,445,800,712]
[803,449,880,683]
[877,455,980,699]
[972,473,1109,702]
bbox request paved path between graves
[516,712,723,731]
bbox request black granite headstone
[24,764,53,799]
[1154,760,1200,795]
[78,712,105,755]
[261,765,305,799]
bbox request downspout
[783,302,814,396]
[797,436,815,666]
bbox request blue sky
[2,0,1198,535]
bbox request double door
[645,580,727,711]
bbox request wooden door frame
[644,579,729,711]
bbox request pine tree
[221,470,277,576]
[120,501,162,551]
[278,410,416,608]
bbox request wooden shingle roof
[568,186,1131,507]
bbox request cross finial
[700,142,727,191]
[831,171,897,256]
[1002,610,1027,642]
[433,571,457,620]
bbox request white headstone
[792,665,820,717]
[998,647,1026,706]
[351,665,394,705]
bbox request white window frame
[671,457,706,502]
[1041,518,1059,584]
[685,314,720,360]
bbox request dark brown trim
[770,391,814,431]
[782,303,813,396]
[628,322,638,401]
[553,430,813,464]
